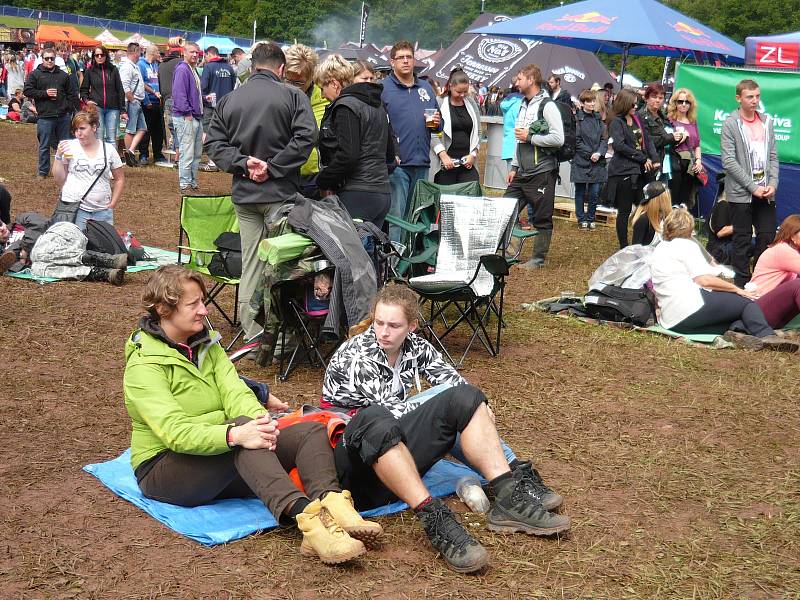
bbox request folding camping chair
[177,195,240,328]
[386,180,483,277]
[407,195,517,369]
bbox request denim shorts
[126,100,147,134]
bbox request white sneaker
[155,160,173,168]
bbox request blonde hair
[285,44,319,81]
[142,265,207,319]
[631,188,672,234]
[662,207,694,241]
[667,87,698,123]
[314,53,354,88]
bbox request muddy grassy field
[0,122,798,599]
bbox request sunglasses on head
[676,99,692,105]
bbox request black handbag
[208,231,242,279]
[51,141,108,224]
[584,283,656,327]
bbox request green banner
[674,63,800,163]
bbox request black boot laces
[424,503,477,555]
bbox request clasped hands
[246,156,269,183]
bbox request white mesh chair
[407,195,517,368]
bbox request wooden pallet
[553,202,617,227]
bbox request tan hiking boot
[321,490,383,548]
[296,500,366,565]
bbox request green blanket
[6,246,179,284]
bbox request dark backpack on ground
[584,283,655,327]
[538,98,577,162]
[85,219,129,262]
[208,231,242,279]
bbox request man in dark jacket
[205,42,317,340]
[199,45,236,171]
[24,47,78,177]
[158,46,182,153]
[546,73,572,106]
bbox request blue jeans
[574,181,601,223]
[388,165,429,243]
[173,115,202,188]
[36,115,71,176]
[407,384,518,468]
[98,108,120,144]
[126,100,147,134]
[75,207,113,231]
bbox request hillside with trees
[7,0,800,79]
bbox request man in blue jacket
[381,40,441,242]
[138,45,168,167]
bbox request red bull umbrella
[470,0,744,83]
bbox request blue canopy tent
[470,0,745,84]
[193,35,238,55]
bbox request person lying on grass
[321,283,571,574]
[123,265,382,565]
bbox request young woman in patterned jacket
[322,284,571,573]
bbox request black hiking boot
[81,251,128,270]
[487,470,571,536]
[416,498,489,573]
[85,267,124,286]
[511,460,563,511]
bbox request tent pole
[619,43,629,88]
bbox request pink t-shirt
[750,242,800,295]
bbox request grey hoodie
[720,110,779,204]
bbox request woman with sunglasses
[667,88,702,208]
[79,46,126,144]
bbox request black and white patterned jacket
[322,326,466,418]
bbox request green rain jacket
[123,326,265,471]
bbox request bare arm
[693,274,755,298]
[107,166,124,209]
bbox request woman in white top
[650,207,796,351]
[430,68,481,185]
[52,109,125,231]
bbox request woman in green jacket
[123,265,382,564]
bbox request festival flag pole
[252,20,257,45]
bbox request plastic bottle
[455,476,490,513]
[122,231,132,250]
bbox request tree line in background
[6,0,800,81]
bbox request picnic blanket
[6,246,179,283]
[84,449,481,546]
[526,297,800,348]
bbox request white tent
[121,33,153,48]
[95,29,124,48]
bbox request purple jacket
[171,61,202,118]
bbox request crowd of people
[4,33,800,576]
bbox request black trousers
[334,384,486,510]
[669,158,696,209]
[672,289,774,337]
[433,165,480,186]
[137,420,340,520]
[338,189,391,230]
[609,174,640,248]
[139,102,165,162]
[729,200,776,287]
[503,170,557,230]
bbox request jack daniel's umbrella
[424,13,614,97]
